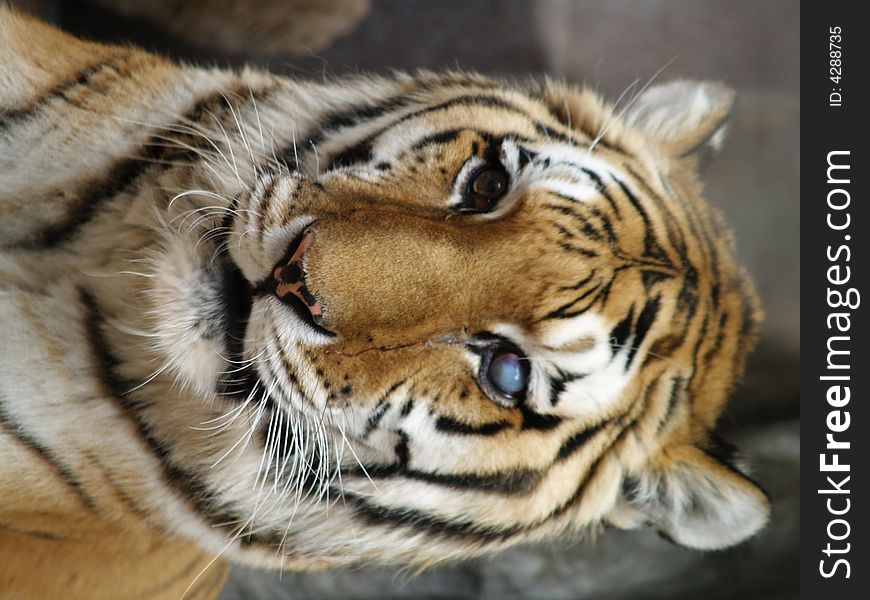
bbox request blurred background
[12,1,800,598]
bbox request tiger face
[133,74,771,567]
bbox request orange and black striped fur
[0,8,769,599]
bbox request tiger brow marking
[410,128,465,151]
[410,128,537,153]
[0,398,97,512]
[322,94,538,170]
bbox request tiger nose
[302,214,472,340]
[270,228,324,324]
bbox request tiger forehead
[318,86,596,169]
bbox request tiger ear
[623,80,735,163]
[611,443,770,549]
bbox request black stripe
[543,280,603,320]
[0,52,132,129]
[520,405,564,430]
[340,419,615,543]
[702,310,730,369]
[517,146,538,170]
[687,312,711,405]
[14,148,160,249]
[547,368,585,408]
[308,94,410,141]
[326,139,374,170]
[399,398,415,417]
[589,206,617,244]
[383,94,529,132]
[627,295,661,367]
[340,491,522,543]
[613,176,670,263]
[0,400,97,511]
[363,403,390,438]
[558,241,599,258]
[12,82,272,250]
[641,269,671,290]
[556,268,597,292]
[355,417,604,496]
[85,452,151,520]
[394,430,411,469]
[361,379,407,437]
[625,164,690,267]
[535,123,577,145]
[276,94,411,168]
[410,128,465,151]
[580,168,621,218]
[609,305,635,353]
[555,420,609,461]
[676,277,700,320]
[360,463,542,495]
[435,415,510,436]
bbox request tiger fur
[0,8,769,599]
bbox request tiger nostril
[262,227,330,332]
[278,262,303,283]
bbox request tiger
[0,8,770,600]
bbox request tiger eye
[488,350,526,398]
[471,168,507,199]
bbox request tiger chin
[0,7,769,599]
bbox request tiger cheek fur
[0,8,769,594]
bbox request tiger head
[149,74,769,567]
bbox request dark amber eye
[462,167,508,212]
